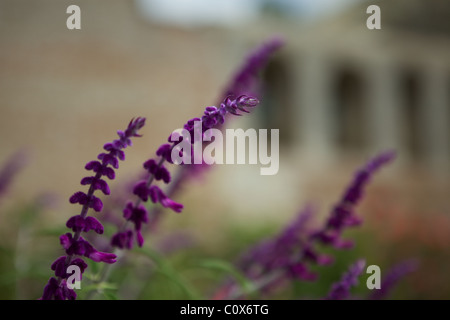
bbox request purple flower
[141,38,284,235]
[301,152,394,280]
[51,256,88,279]
[310,151,395,251]
[326,259,366,300]
[66,215,104,234]
[149,186,183,213]
[223,36,285,98]
[218,152,395,299]
[60,233,117,264]
[41,117,145,300]
[136,38,283,237]
[123,202,148,232]
[342,151,396,205]
[41,277,76,301]
[231,206,315,296]
[112,96,259,249]
[111,230,134,250]
[288,262,318,281]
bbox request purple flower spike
[288,262,317,281]
[217,152,394,299]
[343,151,396,205]
[133,180,150,202]
[326,260,366,300]
[117,117,146,147]
[112,95,259,250]
[303,151,395,271]
[41,277,61,300]
[41,118,145,300]
[123,202,148,232]
[149,185,183,213]
[41,277,77,301]
[224,36,285,98]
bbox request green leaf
[102,291,118,300]
[136,248,202,300]
[195,258,257,298]
[82,281,117,293]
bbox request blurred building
[136,0,450,171]
[0,0,449,219]
[249,0,450,173]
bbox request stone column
[418,63,450,170]
[366,58,405,157]
[293,52,336,165]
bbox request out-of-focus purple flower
[293,151,395,281]
[223,36,285,98]
[41,277,76,301]
[41,118,145,300]
[111,230,134,250]
[229,206,314,296]
[218,152,395,299]
[369,259,418,300]
[111,96,259,249]
[239,206,313,275]
[142,38,284,234]
[310,151,395,250]
[0,150,28,202]
[326,259,366,300]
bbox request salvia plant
[213,151,396,299]
[41,118,146,300]
[25,37,414,300]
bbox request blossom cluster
[326,260,366,300]
[111,95,259,250]
[229,151,396,297]
[41,118,145,300]
[138,37,285,232]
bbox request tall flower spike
[294,151,395,279]
[326,259,366,300]
[216,151,395,299]
[142,37,284,232]
[111,96,260,249]
[224,36,285,98]
[40,117,145,300]
[311,151,396,248]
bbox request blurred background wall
[0,0,449,298]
